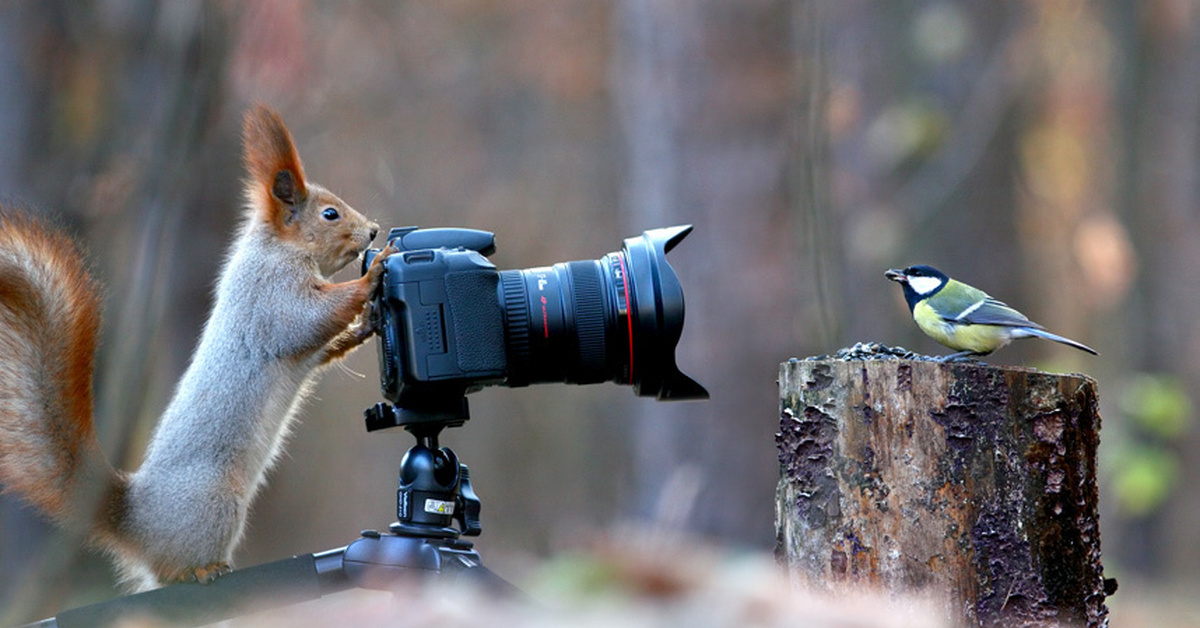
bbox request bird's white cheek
[908,276,943,295]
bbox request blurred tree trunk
[612,0,797,539]
[612,0,701,531]
[1114,0,1200,578]
[0,3,235,622]
[1013,0,1122,362]
[0,5,50,620]
[791,0,840,348]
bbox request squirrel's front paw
[365,242,399,295]
[353,299,379,337]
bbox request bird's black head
[885,264,949,311]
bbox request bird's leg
[937,350,984,363]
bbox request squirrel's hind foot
[167,561,232,585]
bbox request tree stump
[775,349,1110,627]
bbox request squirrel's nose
[369,226,379,241]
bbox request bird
[885,264,1097,360]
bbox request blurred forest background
[0,0,1198,625]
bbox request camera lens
[499,225,708,400]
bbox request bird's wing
[928,280,1044,329]
[952,296,1044,329]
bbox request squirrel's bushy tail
[0,207,123,528]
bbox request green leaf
[1120,374,1192,440]
[1111,447,1179,517]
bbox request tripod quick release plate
[364,400,469,433]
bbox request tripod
[20,398,517,628]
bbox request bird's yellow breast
[912,301,1013,354]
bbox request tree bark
[776,355,1109,627]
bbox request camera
[362,225,708,419]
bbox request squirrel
[0,104,397,591]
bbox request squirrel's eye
[321,207,340,221]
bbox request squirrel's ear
[272,170,299,205]
[242,104,307,227]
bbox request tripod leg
[432,545,526,599]
[25,552,352,628]
[449,563,527,598]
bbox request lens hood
[622,225,709,400]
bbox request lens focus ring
[567,261,606,382]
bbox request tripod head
[364,396,481,540]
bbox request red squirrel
[0,105,396,590]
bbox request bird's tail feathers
[1014,327,1098,355]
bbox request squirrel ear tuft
[243,104,307,226]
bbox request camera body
[364,224,707,420]
[367,227,508,406]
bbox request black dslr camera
[362,225,707,424]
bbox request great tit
[885,264,1097,359]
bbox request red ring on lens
[616,252,634,385]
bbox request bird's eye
[321,207,340,221]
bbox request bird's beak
[885,268,906,283]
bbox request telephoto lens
[499,225,708,400]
